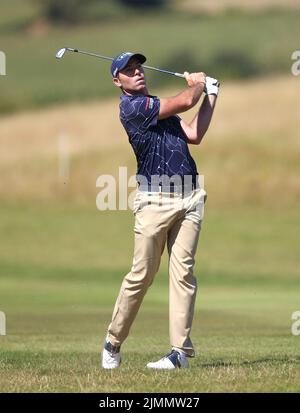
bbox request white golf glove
[205,76,220,96]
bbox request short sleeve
[122,96,160,132]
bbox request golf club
[55,47,186,78]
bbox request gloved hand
[205,76,220,96]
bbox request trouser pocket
[185,188,207,223]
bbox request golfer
[102,52,219,369]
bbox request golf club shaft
[61,47,185,78]
[70,48,114,62]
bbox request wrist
[205,93,217,100]
[188,81,206,88]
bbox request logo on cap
[116,52,131,61]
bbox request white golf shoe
[101,339,121,369]
[146,349,189,369]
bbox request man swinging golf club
[102,51,219,369]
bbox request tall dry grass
[0,75,299,206]
[174,0,300,13]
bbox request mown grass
[0,202,299,285]
[0,203,299,392]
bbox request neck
[122,87,149,96]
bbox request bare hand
[184,72,206,87]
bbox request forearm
[159,82,205,119]
[183,82,206,108]
[189,94,217,142]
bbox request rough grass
[1,338,299,392]
[1,76,299,207]
[1,281,299,392]
[174,0,300,13]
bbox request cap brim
[117,53,147,73]
[131,53,146,65]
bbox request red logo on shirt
[145,97,153,110]
[145,97,150,110]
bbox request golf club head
[55,48,67,59]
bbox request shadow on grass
[200,355,300,368]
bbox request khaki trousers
[107,188,206,357]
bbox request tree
[35,0,94,23]
[117,0,167,8]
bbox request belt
[138,182,199,194]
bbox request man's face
[113,57,147,95]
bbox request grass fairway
[0,203,299,392]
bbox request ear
[113,77,122,88]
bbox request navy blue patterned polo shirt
[119,94,198,186]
